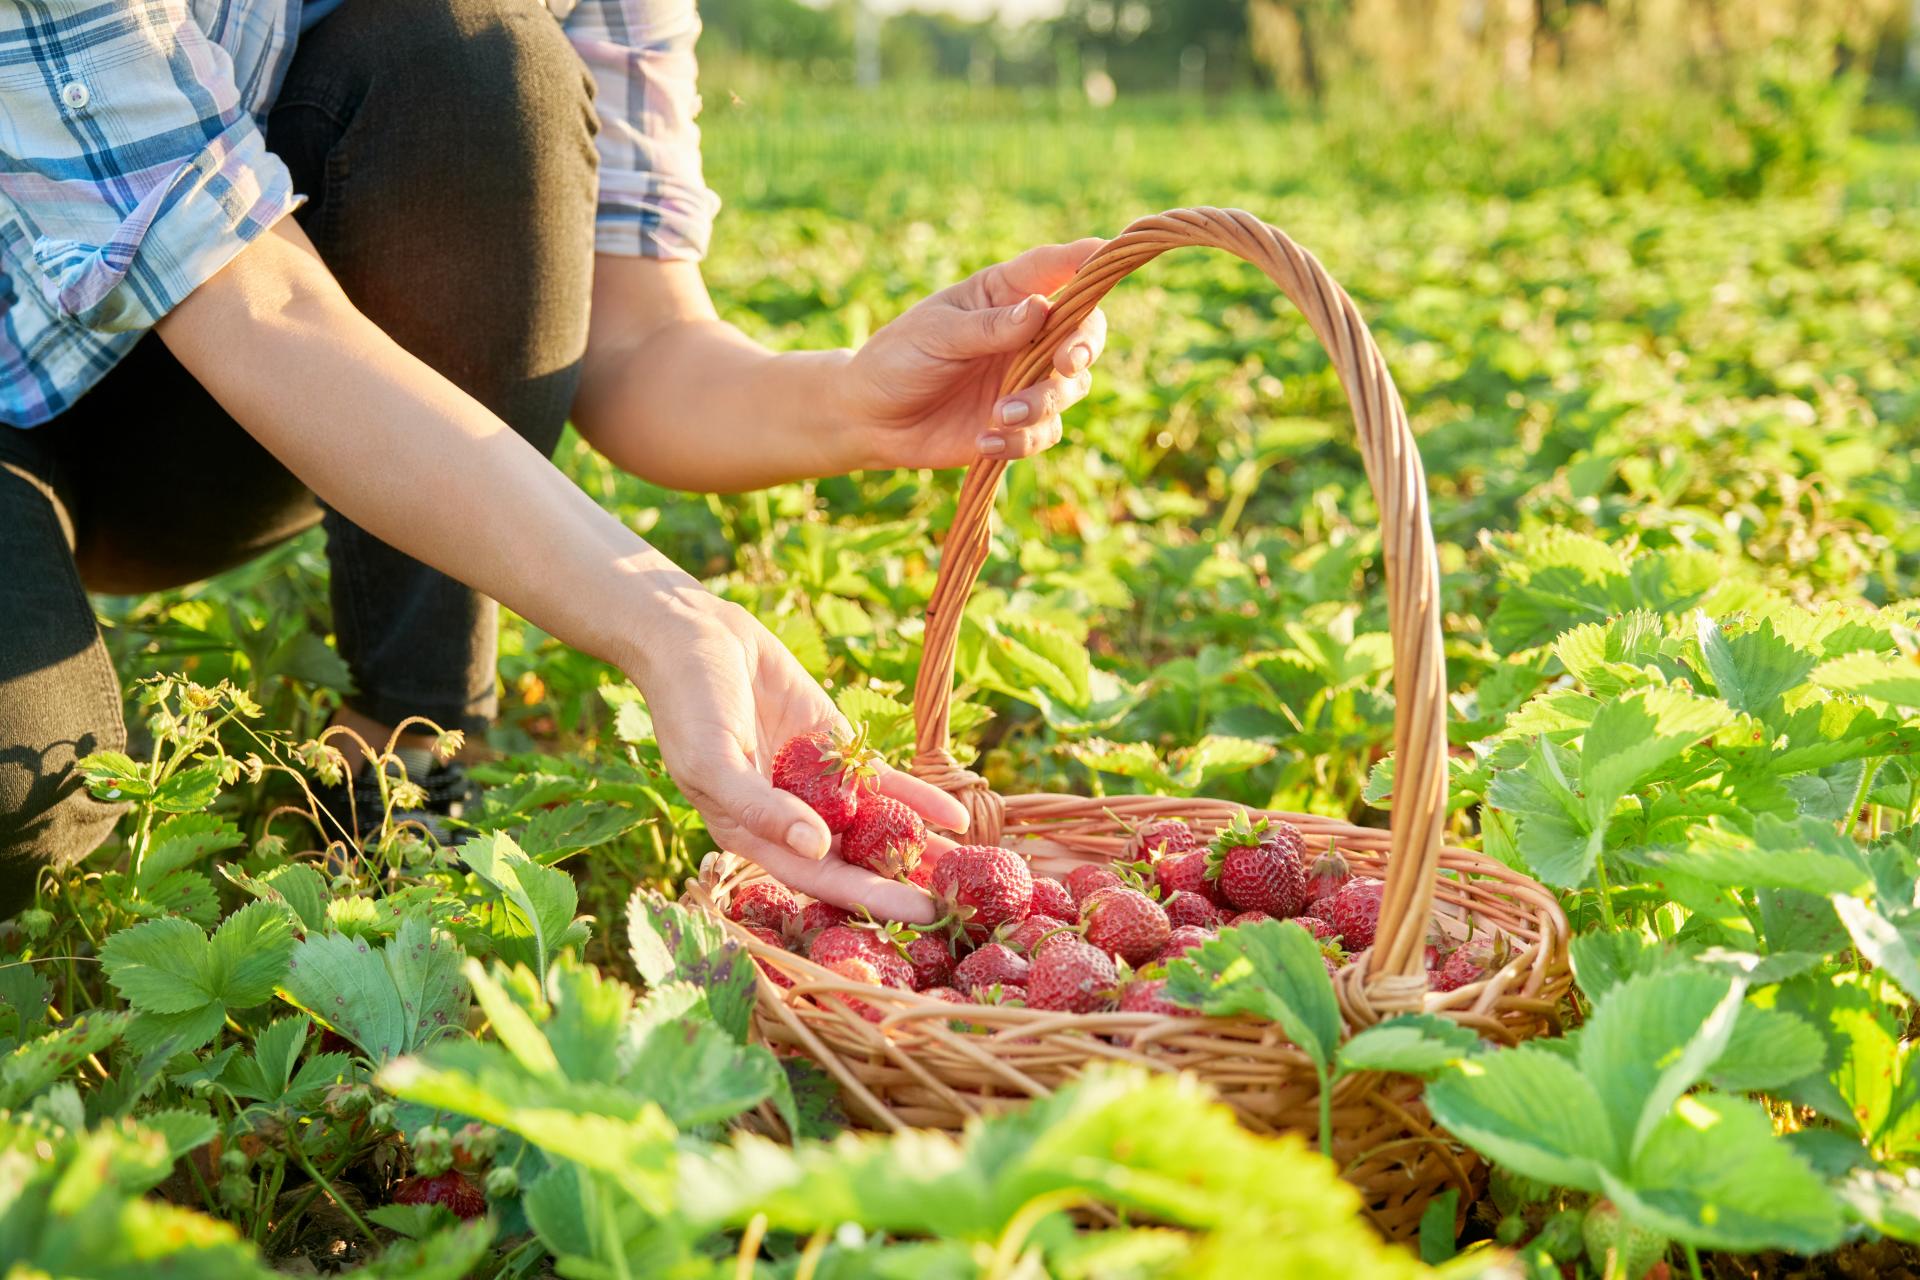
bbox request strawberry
[930,845,1033,937]
[1162,889,1223,931]
[809,925,913,989]
[798,901,851,937]
[1125,817,1202,861]
[952,942,1030,994]
[1157,924,1211,963]
[821,957,888,1023]
[1080,886,1171,966]
[1292,915,1338,941]
[905,934,955,990]
[1118,976,1190,1016]
[1226,910,1272,928]
[908,855,939,889]
[1304,845,1353,904]
[1026,938,1118,1013]
[742,925,795,989]
[1205,814,1307,918]
[728,881,799,934]
[1431,943,1495,993]
[919,985,967,1004]
[394,1170,487,1220]
[1581,1200,1668,1280]
[1155,848,1224,906]
[1307,891,1340,921]
[1027,876,1076,921]
[1328,879,1385,951]
[1003,914,1072,957]
[1064,863,1123,907]
[772,728,878,834]
[840,793,926,879]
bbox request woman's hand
[839,240,1110,469]
[630,589,966,923]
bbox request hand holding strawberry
[629,593,965,923]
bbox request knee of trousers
[0,718,127,920]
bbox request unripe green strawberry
[1581,1200,1668,1279]
[409,1124,453,1177]
[484,1165,520,1199]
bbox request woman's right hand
[628,586,967,924]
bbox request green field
[18,86,1920,1278]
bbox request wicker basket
[684,208,1572,1241]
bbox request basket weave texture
[686,208,1572,1240]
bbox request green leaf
[1838,1168,1920,1244]
[151,763,224,813]
[461,831,588,974]
[1567,932,1681,1001]
[1606,1093,1844,1253]
[1424,1046,1615,1190]
[510,802,645,864]
[279,918,468,1063]
[1171,736,1277,790]
[1577,968,1747,1160]
[1335,1015,1481,1080]
[101,917,214,1015]
[77,750,153,803]
[1707,1005,1827,1093]
[0,1012,130,1109]
[1626,816,1872,897]
[138,814,243,890]
[1692,614,1816,718]
[1832,895,1920,1003]
[1579,686,1735,833]
[206,901,299,1007]
[625,982,783,1129]
[1813,649,1920,706]
[625,888,755,1043]
[1164,921,1340,1073]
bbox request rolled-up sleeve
[0,1,299,334]
[562,0,722,261]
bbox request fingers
[924,292,1051,361]
[1052,306,1107,380]
[740,836,939,924]
[976,367,1090,459]
[873,767,970,834]
[977,238,1108,305]
[695,738,834,860]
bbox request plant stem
[1843,759,1882,839]
[1686,1243,1706,1280]
[1592,856,1618,932]
[1317,1063,1333,1160]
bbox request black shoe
[310,746,478,848]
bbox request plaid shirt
[0,0,721,426]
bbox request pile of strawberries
[733,731,1496,1019]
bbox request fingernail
[1011,298,1031,324]
[1000,399,1031,426]
[1068,344,1091,374]
[976,434,1007,455]
[787,821,827,858]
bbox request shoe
[310,745,477,848]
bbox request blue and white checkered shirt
[0,0,721,426]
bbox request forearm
[156,221,697,678]
[572,256,876,492]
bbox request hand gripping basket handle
[909,208,1449,988]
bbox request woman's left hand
[838,239,1109,469]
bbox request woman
[0,0,1106,922]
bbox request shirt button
[60,81,89,110]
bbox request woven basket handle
[907,208,1448,987]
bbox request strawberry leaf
[461,831,590,976]
[1334,1014,1481,1080]
[278,917,468,1063]
[1424,1045,1615,1191]
[1164,920,1340,1073]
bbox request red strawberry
[772,729,878,834]
[799,901,851,937]
[952,943,1030,994]
[1328,879,1385,951]
[1065,863,1123,907]
[905,934,955,990]
[1157,924,1211,963]
[1155,848,1224,906]
[742,925,795,989]
[1026,938,1118,1013]
[809,925,912,989]
[1004,914,1072,957]
[919,985,967,1004]
[930,845,1033,937]
[1205,815,1307,918]
[821,957,887,1023]
[1431,945,1492,993]
[1307,891,1340,921]
[394,1171,486,1220]
[1118,976,1190,1016]
[728,881,799,934]
[1163,890,1223,931]
[1125,817,1202,861]
[908,856,939,889]
[1227,910,1272,928]
[1080,886,1171,966]
[1305,845,1353,903]
[1027,877,1076,921]
[1293,915,1338,941]
[840,793,926,879]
